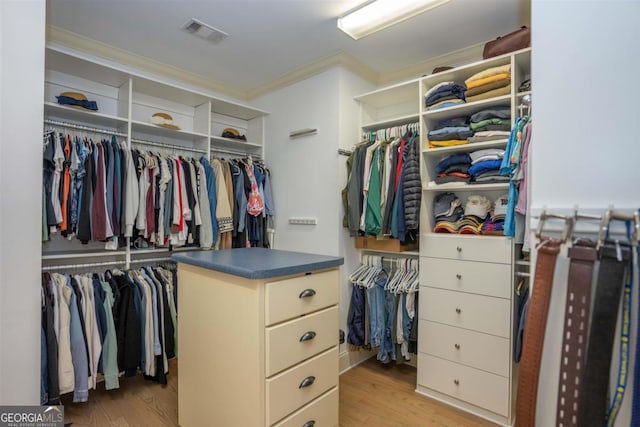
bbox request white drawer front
[420,287,510,338]
[266,270,339,325]
[418,353,509,416]
[272,387,338,427]
[421,234,512,264]
[418,320,510,377]
[266,306,338,376]
[420,257,512,298]
[267,347,338,425]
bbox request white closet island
[172,248,343,427]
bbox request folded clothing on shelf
[464,64,512,99]
[424,82,466,110]
[469,106,511,133]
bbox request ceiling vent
[181,18,228,44]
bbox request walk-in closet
[1,1,639,426]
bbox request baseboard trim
[339,349,376,374]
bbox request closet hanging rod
[43,119,127,138]
[338,148,352,156]
[42,251,127,260]
[129,256,174,264]
[130,138,207,154]
[41,256,174,271]
[42,259,126,271]
[210,146,262,159]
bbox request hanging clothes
[43,130,276,251]
[40,264,178,402]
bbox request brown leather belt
[555,239,597,427]
[515,238,562,427]
[576,241,631,427]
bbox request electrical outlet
[288,217,318,225]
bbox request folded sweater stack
[464,63,511,103]
[424,82,466,111]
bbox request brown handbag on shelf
[482,26,531,59]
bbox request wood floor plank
[61,357,497,426]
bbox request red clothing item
[175,158,184,232]
[91,143,109,241]
[394,139,406,190]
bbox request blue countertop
[171,248,344,279]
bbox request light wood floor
[61,358,497,426]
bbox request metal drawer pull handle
[299,331,317,342]
[299,289,316,298]
[302,421,316,427]
[299,376,316,388]
[455,307,461,314]
[454,379,460,386]
[456,274,462,279]
[456,246,462,252]
[454,343,460,350]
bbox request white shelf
[421,232,511,241]
[421,47,531,89]
[423,139,509,156]
[355,79,420,108]
[424,182,509,192]
[44,102,128,129]
[131,119,208,140]
[361,114,420,132]
[422,95,511,122]
[210,135,262,150]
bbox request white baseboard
[339,348,376,374]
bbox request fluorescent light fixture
[338,0,451,40]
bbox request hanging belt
[555,239,597,427]
[576,240,631,427]
[632,243,640,426]
[515,238,562,427]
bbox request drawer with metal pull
[266,270,339,325]
[421,234,512,264]
[420,257,512,299]
[417,353,509,416]
[266,347,338,425]
[266,306,338,376]
[418,320,510,377]
[271,387,338,427]
[419,287,510,338]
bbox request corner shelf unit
[42,45,269,266]
[353,47,531,427]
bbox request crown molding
[246,51,379,99]
[377,42,485,86]
[47,25,248,100]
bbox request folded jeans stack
[434,152,472,185]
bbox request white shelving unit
[352,47,531,427]
[417,48,531,427]
[42,45,269,265]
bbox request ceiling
[46,0,530,99]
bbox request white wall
[531,1,640,426]
[0,0,46,405]
[254,69,343,256]
[531,0,640,213]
